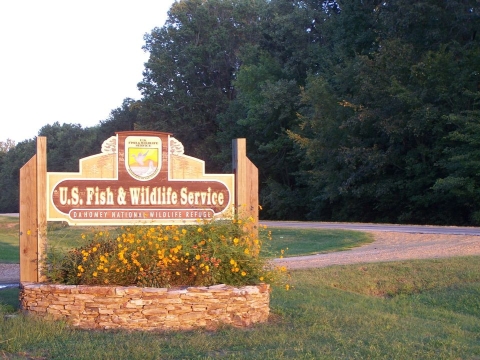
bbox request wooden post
[19,156,38,282]
[232,139,259,236]
[19,136,47,283]
[36,137,47,281]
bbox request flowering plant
[44,217,286,288]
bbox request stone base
[20,282,270,331]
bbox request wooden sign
[47,131,235,225]
[19,132,257,282]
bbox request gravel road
[274,231,480,269]
[0,263,19,285]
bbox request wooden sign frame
[19,133,258,283]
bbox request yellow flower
[197,228,203,233]
[230,259,235,265]
[259,276,264,281]
[241,271,247,276]
[285,284,290,291]
[104,268,108,273]
[93,272,98,277]
[195,254,201,260]
[92,247,98,252]
[244,248,250,255]
[233,238,239,244]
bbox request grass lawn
[0,257,479,359]
[0,216,20,263]
[264,227,373,257]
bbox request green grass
[45,222,120,252]
[0,288,18,312]
[0,256,479,359]
[0,216,373,263]
[0,216,20,263]
[264,227,374,257]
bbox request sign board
[20,132,257,282]
[47,131,234,225]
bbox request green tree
[290,0,480,224]
[38,122,99,172]
[137,0,265,171]
[218,0,334,219]
[97,98,139,139]
[0,139,36,212]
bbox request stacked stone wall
[20,283,270,331]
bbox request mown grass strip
[264,227,374,257]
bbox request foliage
[287,0,480,224]
[0,139,36,213]
[136,0,266,171]
[44,218,285,288]
[38,122,103,172]
[1,0,480,224]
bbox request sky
[0,0,175,144]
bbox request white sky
[0,0,175,144]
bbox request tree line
[1,0,479,225]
